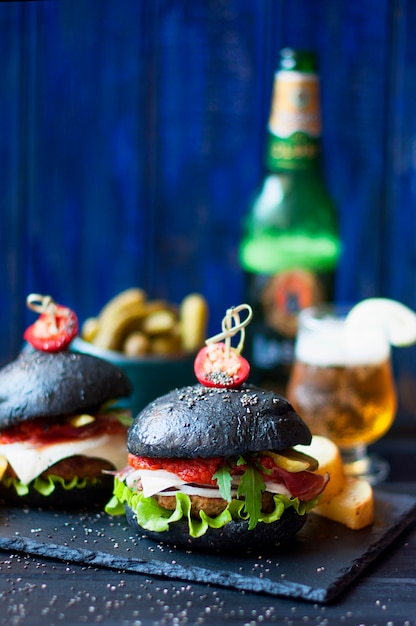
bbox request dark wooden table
[0,434,415,626]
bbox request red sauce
[128,454,224,485]
[0,413,127,445]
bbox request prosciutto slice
[271,465,329,501]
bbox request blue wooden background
[2,0,416,420]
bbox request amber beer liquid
[287,308,397,452]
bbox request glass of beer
[287,305,397,484]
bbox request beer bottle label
[267,70,321,171]
[246,268,334,391]
[261,269,324,338]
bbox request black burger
[106,305,329,551]
[0,348,132,508]
[106,382,328,551]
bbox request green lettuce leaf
[105,477,317,538]
[105,494,126,515]
[1,473,99,497]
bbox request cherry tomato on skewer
[194,341,250,388]
[24,303,78,352]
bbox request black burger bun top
[128,383,311,458]
[0,350,132,428]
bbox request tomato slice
[194,342,250,388]
[24,304,78,352]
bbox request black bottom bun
[0,474,115,510]
[124,503,307,553]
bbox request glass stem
[341,445,371,477]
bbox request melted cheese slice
[0,432,127,485]
[132,469,186,497]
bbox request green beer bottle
[239,48,341,395]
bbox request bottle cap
[280,48,317,72]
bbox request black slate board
[0,488,415,603]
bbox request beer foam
[295,321,390,366]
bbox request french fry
[313,476,374,530]
[296,435,374,529]
[84,288,209,356]
[179,293,209,352]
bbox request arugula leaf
[213,465,233,501]
[237,460,265,530]
[112,408,134,428]
[116,413,133,428]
